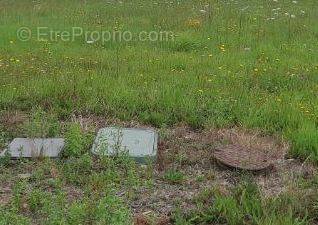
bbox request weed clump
[173,180,312,225]
[22,108,60,138]
[164,169,185,184]
[64,123,85,158]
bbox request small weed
[173,207,192,225]
[64,122,85,157]
[0,129,9,150]
[169,33,203,52]
[11,180,28,211]
[164,169,185,184]
[193,187,215,205]
[175,152,189,165]
[94,193,132,225]
[22,108,60,138]
[28,189,48,213]
[195,175,205,182]
[62,153,93,185]
[0,150,11,168]
[0,210,30,225]
[66,200,88,225]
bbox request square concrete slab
[91,127,158,163]
[0,138,65,158]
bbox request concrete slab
[91,127,158,163]
[0,138,65,158]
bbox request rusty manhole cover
[213,144,280,171]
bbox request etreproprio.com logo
[17,26,175,43]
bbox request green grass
[0,152,137,224]
[0,0,318,224]
[0,0,317,160]
[174,180,316,225]
[0,0,318,160]
[163,169,185,184]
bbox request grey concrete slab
[91,127,158,163]
[0,138,65,158]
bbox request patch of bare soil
[256,158,316,197]
[0,110,28,132]
[0,183,12,206]
[130,126,316,219]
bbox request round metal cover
[213,144,278,171]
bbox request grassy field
[0,0,318,224]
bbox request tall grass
[0,0,317,160]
